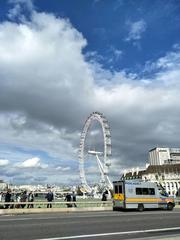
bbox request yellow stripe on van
[126,198,159,203]
[114,196,174,204]
[126,198,174,203]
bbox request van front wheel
[138,204,144,212]
[167,203,174,211]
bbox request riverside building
[149,147,180,165]
[122,147,180,197]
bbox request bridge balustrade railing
[0,200,112,209]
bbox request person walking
[27,191,34,208]
[15,193,21,208]
[5,189,11,209]
[101,190,108,202]
[20,190,27,208]
[65,193,72,208]
[45,190,54,208]
[72,191,77,207]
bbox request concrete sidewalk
[0,206,112,215]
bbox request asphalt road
[0,209,180,240]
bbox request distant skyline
[0,0,180,185]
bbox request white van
[113,180,175,211]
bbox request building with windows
[122,147,180,196]
[149,147,180,165]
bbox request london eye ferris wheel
[79,112,112,193]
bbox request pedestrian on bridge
[46,190,54,208]
[20,190,27,208]
[72,191,77,207]
[5,189,12,209]
[65,193,72,208]
[27,191,34,208]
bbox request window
[142,188,149,195]
[149,188,155,195]
[118,185,122,194]
[136,188,142,195]
[115,185,118,194]
[136,187,155,195]
[160,190,169,197]
[115,185,122,194]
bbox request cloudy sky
[0,0,180,186]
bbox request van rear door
[113,181,125,209]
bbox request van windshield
[159,190,169,197]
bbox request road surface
[0,209,180,240]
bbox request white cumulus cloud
[0,159,9,166]
[16,157,48,168]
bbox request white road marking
[34,227,180,240]
[127,233,180,240]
